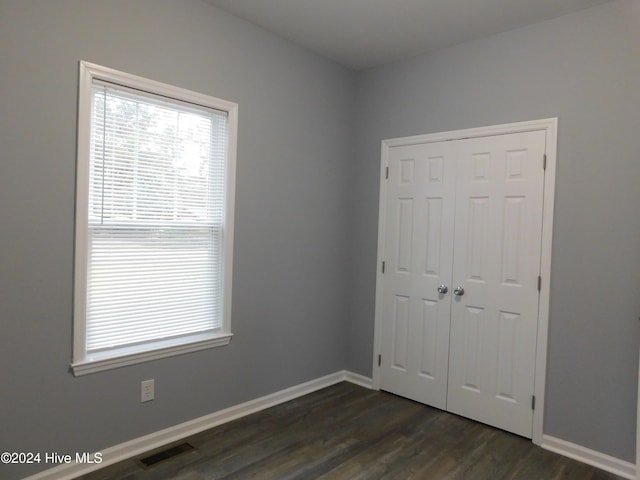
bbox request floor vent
[137,442,196,468]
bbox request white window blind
[73,68,235,370]
[86,83,227,354]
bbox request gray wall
[348,0,640,463]
[0,1,354,478]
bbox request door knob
[454,286,465,296]
[437,284,448,294]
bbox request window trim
[72,61,237,376]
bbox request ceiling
[204,0,612,70]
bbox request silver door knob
[437,284,448,294]
[453,286,465,296]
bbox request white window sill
[71,333,233,376]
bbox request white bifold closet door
[379,130,546,438]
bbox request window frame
[72,61,237,376]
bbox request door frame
[372,118,558,446]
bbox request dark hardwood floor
[80,382,625,480]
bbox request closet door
[446,131,546,438]
[378,141,456,409]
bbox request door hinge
[378,354,382,367]
[543,154,547,171]
[385,166,389,179]
[531,395,536,410]
[382,261,386,274]
[537,275,542,292]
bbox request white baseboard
[343,370,374,389]
[542,434,636,479]
[23,370,372,480]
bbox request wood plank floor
[80,382,625,480]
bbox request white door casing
[373,119,557,445]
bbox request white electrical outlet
[141,379,154,402]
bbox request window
[72,61,237,375]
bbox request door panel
[447,131,546,438]
[379,142,456,409]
